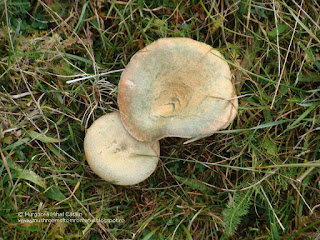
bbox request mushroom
[118,37,238,141]
[84,112,160,185]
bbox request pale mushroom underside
[84,112,160,185]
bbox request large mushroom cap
[119,37,238,141]
[84,112,160,185]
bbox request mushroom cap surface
[118,38,238,141]
[84,112,160,185]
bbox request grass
[0,0,320,239]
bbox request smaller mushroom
[84,112,160,186]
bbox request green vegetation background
[0,0,319,239]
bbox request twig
[260,186,285,231]
[271,0,303,109]
[66,69,124,84]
